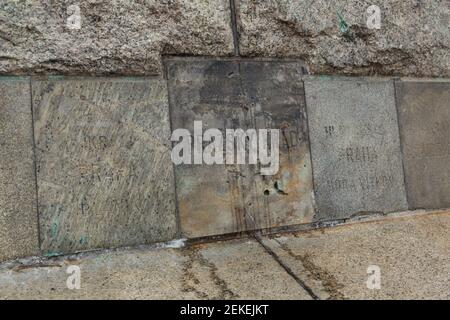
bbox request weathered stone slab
[304,77,407,220]
[33,78,177,254]
[0,78,39,262]
[0,0,234,75]
[167,59,314,238]
[395,81,450,209]
[236,0,450,77]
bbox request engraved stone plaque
[0,78,39,261]
[33,78,177,254]
[305,77,408,220]
[396,81,450,209]
[167,60,314,238]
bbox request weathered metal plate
[167,60,314,238]
[305,77,408,221]
[396,81,450,209]
[0,78,39,262]
[33,78,177,254]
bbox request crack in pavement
[253,234,320,300]
[181,246,238,300]
[274,239,346,300]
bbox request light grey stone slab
[304,77,407,220]
[0,78,39,262]
[32,78,177,255]
[396,81,450,209]
[167,60,314,238]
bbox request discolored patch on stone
[395,81,450,209]
[241,62,314,230]
[33,78,177,254]
[304,77,407,221]
[0,78,39,262]
[167,59,314,238]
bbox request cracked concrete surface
[0,239,311,299]
[263,209,450,299]
[0,209,449,300]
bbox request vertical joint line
[392,79,410,209]
[229,0,240,56]
[29,77,42,251]
[302,79,319,218]
[164,62,183,239]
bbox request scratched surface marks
[33,78,177,254]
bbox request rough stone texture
[0,78,39,262]
[263,210,450,299]
[167,59,314,238]
[32,77,177,255]
[304,77,407,220]
[396,80,450,210]
[236,0,450,77]
[0,0,234,75]
[0,239,311,300]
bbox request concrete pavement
[0,209,448,300]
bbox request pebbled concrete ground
[0,209,448,300]
[263,209,450,300]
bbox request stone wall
[0,67,449,261]
[0,0,234,75]
[0,1,449,261]
[237,0,450,76]
[0,0,448,76]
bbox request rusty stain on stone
[167,59,314,238]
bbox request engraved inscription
[305,78,407,220]
[325,174,395,192]
[340,146,378,163]
[324,125,335,137]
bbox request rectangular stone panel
[304,77,407,221]
[395,81,450,209]
[0,77,39,262]
[33,77,177,255]
[167,59,314,238]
